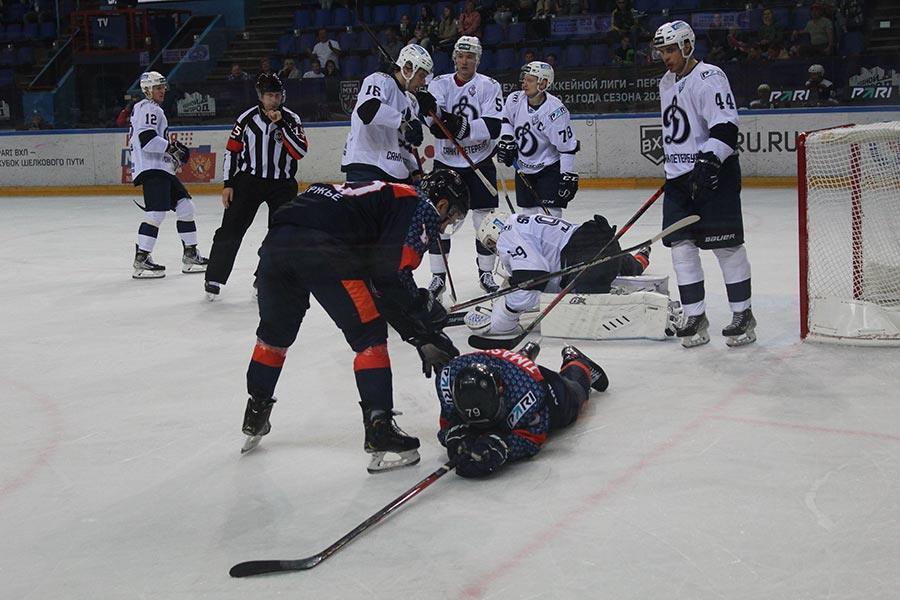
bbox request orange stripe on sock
[635,254,649,270]
[513,429,547,446]
[341,280,381,323]
[354,344,391,371]
[251,342,287,367]
[563,361,593,382]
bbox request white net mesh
[802,121,900,342]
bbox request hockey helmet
[139,71,167,95]
[477,210,510,253]
[453,35,483,67]
[808,64,825,77]
[256,72,285,102]
[420,169,470,235]
[653,20,695,58]
[396,44,434,80]
[520,61,554,90]
[452,363,505,428]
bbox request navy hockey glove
[457,434,509,478]
[430,112,469,140]
[166,140,190,165]
[415,90,437,117]
[689,151,721,204]
[442,424,477,458]
[496,135,517,167]
[403,112,424,147]
[558,172,579,202]
[415,331,459,378]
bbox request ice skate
[240,396,275,454]
[722,308,757,347]
[182,244,208,273]
[363,407,420,473]
[561,345,609,392]
[665,300,684,337]
[479,269,500,294]
[518,340,541,361]
[133,245,165,279]
[428,272,447,303]
[205,281,221,302]
[676,313,710,348]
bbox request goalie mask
[453,35,483,67]
[452,363,505,428]
[256,72,285,104]
[140,71,167,96]
[653,20,695,59]
[519,61,554,90]
[420,169,470,235]
[477,210,510,253]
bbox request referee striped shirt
[223,105,309,185]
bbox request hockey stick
[428,111,498,197]
[229,458,458,577]
[453,210,691,315]
[497,164,516,213]
[437,235,458,303]
[511,160,551,216]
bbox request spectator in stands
[417,5,439,47]
[228,63,250,82]
[534,0,558,20]
[749,84,779,109]
[793,3,833,57]
[116,93,142,128]
[765,41,789,60]
[523,48,536,63]
[258,57,274,78]
[279,58,302,80]
[757,8,785,49]
[743,43,764,64]
[309,28,342,70]
[836,0,864,35]
[459,0,482,38]
[705,14,732,60]
[545,52,557,69]
[399,13,414,45]
[23,0,53,25]
[610,0,640,40]
[494,2,514,30]
[324,59,340,78]
[303,58,324,79]
[804,63,839,106]
[612,33,635,65]
[410,25,432,52]
[516,0,535,21]
[436,5,459,51]
[28,109,50,130]
[559,0,588,16]
[383,27,403,61]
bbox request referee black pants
[206,171,298,285]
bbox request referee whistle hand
[222,188,234,208]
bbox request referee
[205,73,308,300]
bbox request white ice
[2,188,899,600]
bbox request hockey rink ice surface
[2,188,898,600]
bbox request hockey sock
[354,345,393,414]
[137,210,165,252]
[475,239,496,272]
[175,198,199,247]
[713,245,752,313]
[247,340,288,399]
[671,240,706,316]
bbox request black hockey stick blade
[468,332,526,350]
[446,310,466,327]
[229,459,458,577]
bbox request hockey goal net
[798,121,900,345]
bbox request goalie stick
[229,458,458,577]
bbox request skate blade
[366,449,421,473]
[182,264,207,273]
[681,331,710,348]
[133,269,166,279]
[241,435,264,454]
[725,330,757,347]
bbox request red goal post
[798,121,900,345]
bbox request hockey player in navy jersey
[653,21,756,348]
[241,170,470,473]
[129,71,208,278]
[436,342,607,478]
[497,61,579,218]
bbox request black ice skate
[182,244,209,274]
[362,407,420,473]
[676,313,710,348]
[241,396,276,454]
[428,272,447,303]
[133,245,166,279]
[205,281,220,302]
[561,345,609,392]
[479,270,500,294]
[518,340,541,361]
[722,308,757,347]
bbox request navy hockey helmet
[420,169,470,235]
[452,363,505,428]
[256,72,285,102]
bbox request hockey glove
[496,135,517,167]
[689,151,721,204]
[415,90,437,118]
[558,172,579,202]
[456,434,509,478]
[441,424,477,458]
[166,140,190,165]
[402,111,424,147]
[415,331,459,378]
[430,112,470,140]
[407,288,449,333]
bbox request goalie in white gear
[466,211,674,340]
[129,70,208,279]
[419,35,505,299]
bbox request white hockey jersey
[496,213,578,311]
[500,91,577,174]
[427,72,503,167]
[129,98,176,180]
[341,71,418,180]
[658,61,739,179]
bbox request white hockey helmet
[808,63,825,76]
[520,61,554,90]
[453,35,483,66]
[140,71,167,95]
[653,20,695,58]
[396,43,434,78]
[477,209,510,253]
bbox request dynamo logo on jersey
[506,390,538,429]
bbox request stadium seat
[4,24,23,42]
[332,7,353,28]
[313,8,331,28]
[482,23,504,46]
[840,31,864,56]
[479,49,495,72]
[372,5,392,25]
[563,44,585,66]
[507,22,525,44]
[393,4,412,20]
[23,23,39,40]
[433,51,451,74]
[337,30,357,51]
[342,55,362,78]
[363,54,380,74]
[791,7,810,30]
[0,68,13,87]
[39,21,56,40]
[299,32,316,53]
[543,45,562,62]
[693,38,707,56]
[278,34,294,56]
[0,47,14,68]
[587,43,609,66]
[293,9,311,30]
[495,48,516,72]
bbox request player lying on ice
[436,341,607,478]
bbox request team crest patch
[468,84,477,96]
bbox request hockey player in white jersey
[653,21,756,348]
[341,44,433,183]
[496,61,579,218]
[129,70,208,279]
[420,36,505,297]
[467,211,651,339]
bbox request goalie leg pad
[611,274,670,296]
[540,291,670,340]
